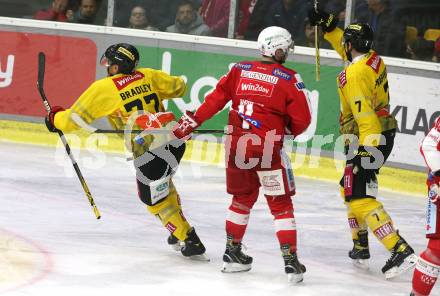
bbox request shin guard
[147,186,191,241]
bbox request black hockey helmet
[343,23,374,53]
[100,43,139,74]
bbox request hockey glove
[427,171,440,204]
[351,146,376,183]
[308,8,338,33]
[45,106,65,133]
[172,111,200,140]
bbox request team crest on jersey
[338,70,347,88]
[236,78,274,97]
[366,52,381,73]
[112,71,144,90]
[234,63,253,70]
[272,68,292,81]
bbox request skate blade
[187,253,210,262]
[385,254,418,279]
[221,262,251,273]
[287,273,304,284]
[352,259,369,270]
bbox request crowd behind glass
[1,0,439,62]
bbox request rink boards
[0,17,438,195]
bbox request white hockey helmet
[257,26,294,58]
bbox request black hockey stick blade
[37,52,45,91]
[37,52,52,113]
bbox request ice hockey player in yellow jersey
[45,43,208,261]
[308,9,416,278]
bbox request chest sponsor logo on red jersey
[338,70,347,88]
[236,78,274,97]
[112,71,145,90]
[366,52,381,73]
[240,70,279,84]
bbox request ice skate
[281,244,306,284]
[180,228,210,261]
[382,236,417,279]
[167,234,183,252]
[348,230,370,270]
[221,235,252,273]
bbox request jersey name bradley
[119,83,152,100]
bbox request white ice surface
[0,141,438,296]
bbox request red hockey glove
[172,111,200,140]
[45,106,65,133]
[135,112,176,130]
[427,172,440,204]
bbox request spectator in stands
[128,6,159,31]
[366,0,406,57]
[200,0,230,37]
[240,0,272,41]
[167,1,211,36]
[325,0,345,28]
[235,0,257,39]
[34,0,69,22]
[264,0,308,41]
[407,39,436,62]
[435,37,440,62]
[66,0,98,24]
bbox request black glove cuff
[322,14,338,33]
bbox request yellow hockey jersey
[325,28,397,146]
[54,68,186,156]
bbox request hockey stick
[93,128,225,134]
[37,52,101,220]
[314,0,321,82]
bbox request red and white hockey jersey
[194,61,312,150]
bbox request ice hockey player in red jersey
[411,116,440,296]
[173,26,312,283]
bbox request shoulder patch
[294,73,306,90]
[338,70,347,88]
[366,52,381,73]
[112,71,145,91]
[234,63,253,70]
[272,68,292,81]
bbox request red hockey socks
[225,194,258,242]
[412,249,440,295]
[274,212,297,252]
